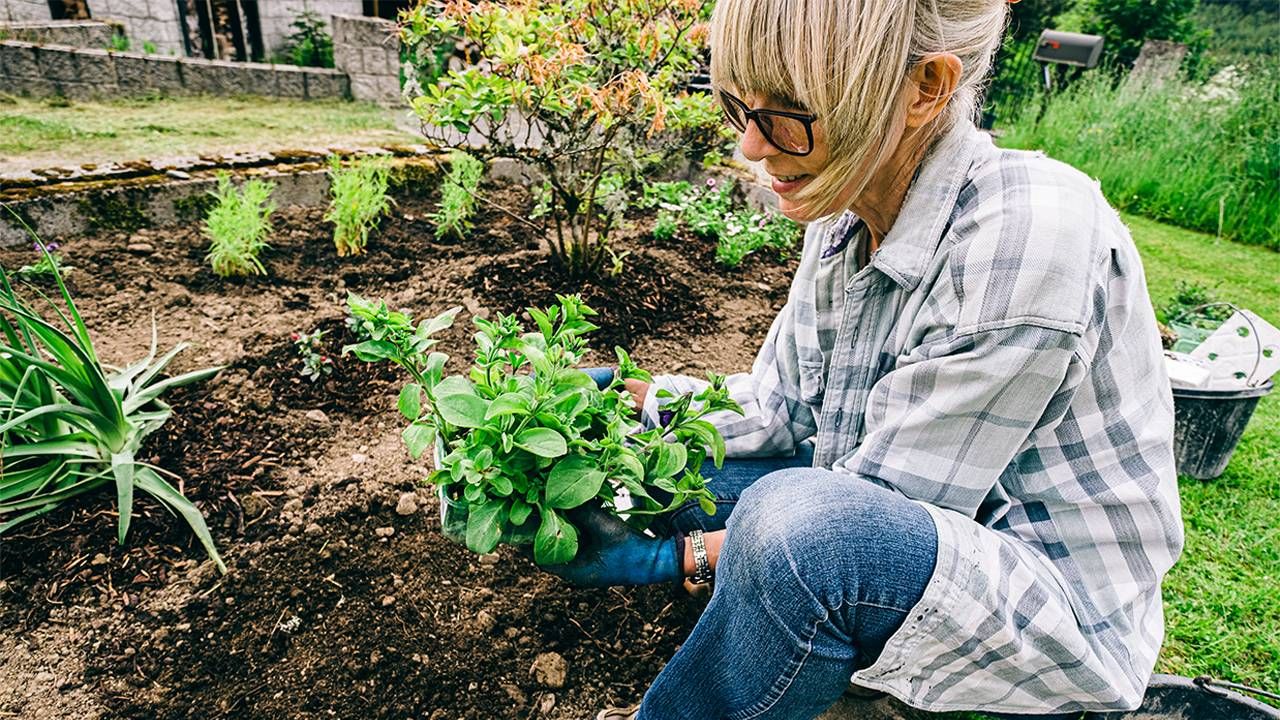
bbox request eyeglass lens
[717,91,810,155]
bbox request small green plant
[283,10,334,68]
[0,240,225,571]
[325,155,393,257]
[204,173,275,277]
[14,241,72,278]
[108,32,130,52]
[142,40,157,55]
[430,151,484,242]
[646,179,801,267]
[292,329,333,383]
[343,293,742,564]
[1159,280,1235,327]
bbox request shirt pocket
[797,358,827,407]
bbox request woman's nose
[739,120,777,163]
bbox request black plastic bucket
[1171,381,1273,480]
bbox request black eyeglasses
[716,88,818,157]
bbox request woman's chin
[777,198,819,224]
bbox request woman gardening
[542,0,1184,718]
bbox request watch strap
[689,529,714,585]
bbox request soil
[0,179,797,719]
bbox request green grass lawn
[0,94,420,174]
[1126,212,1280,693]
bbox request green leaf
[401,422,435,459]
[398,383,422,421]
[686,419,726,468]
[509,499,533,526]
[490,474,514,496]
[650,442,687,479]
[465,498,506,554]
[436,393,488,428]
[534,509,578,565]
[514,427,568,458]
[435,375,478,397]
[485,392,530,419]
[343,339,399,363]
[545,454,606,509]
[698,496,718,516]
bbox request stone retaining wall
[332,14,400,104]
[1,0,50,23]
[0,20,117,48]
[0,40,350,100]
[86,0,185,56]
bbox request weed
[292,329,334,383]
[430,151,484,242]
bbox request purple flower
[658,409,676,428]
[705,177,717,188]
[47,242,59,252]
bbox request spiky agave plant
[0,243,226,572]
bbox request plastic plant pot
[1168,320,1219,354]
[1171,380,1273,480]
[433,444,538,549]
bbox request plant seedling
[292,329,333,383]
[430,151,485,242]
[344,294,742,565]
[204,173,275,277]
[325,155,393,257]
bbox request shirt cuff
[640,375,668,430]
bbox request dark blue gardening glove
[582,366,615,390]
[540,505,682,588]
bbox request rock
[125,242,155,254]
[282,498,304,513]
[381,595,396,607]
[477,552,500,566]
[166,169,192,180]
[539,693,556,713]
[305,409,330,425]
[351,453,368,464]
[473,610,497,634]
[240,494,270,518]
[375,526,395,538]
[249,388,273,412]
[90,553,109,567]
[530,652,567,688]
[501,683,527,707]
[303,523,323,536]
[394,492,418,516]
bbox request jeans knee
[726,469,831,576]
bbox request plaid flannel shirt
[643,122,1184,713]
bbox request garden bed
[0,179,797,719]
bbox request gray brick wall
[331,14,400,104]
[0,39,351,100]
[1,0,52,23]
[89,0,185,55]
[0,20,117,48]
[256,0,361,58]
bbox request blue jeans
[638,442,940,720]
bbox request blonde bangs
[709,0,1010,221]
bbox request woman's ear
[904,53,963,129]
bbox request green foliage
[1158,280,1235,326]
[108,32,129,52]
[325,155,393,257]
[1068,0,1200,69]
[292,329,333,383]
[142,41,157,55]
[204,173,276,277]
[13,241,72,279]
[999,69,1280,250]
[430,151,485,241]
[1189,1,1280,78]
[402,0,735,278]
[0,242,224,571]
[645,179,801,267]
[343,293,742,564]
[283,10,334,68]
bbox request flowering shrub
[401,0,733,278]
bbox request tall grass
[999,69,1279,250]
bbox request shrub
[283,10,334,68]
[1057,0,1200,69]
[343,294,740,563]
[430,151,485,242]
[204,173,276,277]
[999,69,1279,250]
[325,155,393,257]
[402,0,733,279]
[0,246,224,571]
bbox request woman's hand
[623,377,649,417]
[539,505,681,588]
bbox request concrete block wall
[256,0,361,58]
[0,20,117,47]
[89,0,185,55]
[332,14,400,104]
[0,39,350,100]
[1,0,52,23]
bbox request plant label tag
[1189,310,1280,389]
[1164,352,1211,389]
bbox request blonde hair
[710,0,1009,218]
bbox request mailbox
[1033,30,1105,68]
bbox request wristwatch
[688,529,714,585]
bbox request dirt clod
[531,651,568,689]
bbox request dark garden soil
[0,180,797,720]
